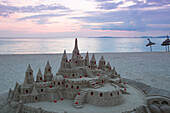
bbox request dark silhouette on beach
[146,38,156,52]
[161,35,170,52]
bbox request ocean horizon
[0,37,168,54]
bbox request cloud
[31,18,59,25]
[95,0,113,2]
[32,18,48,25]
[17,14,66,21]
[100,14,146,32]
[71,6,170,31]
[72,10,138,23]
[20,4,69,13]
[0,4,70,17]
[128,0,168,8]
[147,0,170,5]
[96,0,170,10]
[99,1,123,10]
[0,4,19,17]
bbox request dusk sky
[0,0,170,38]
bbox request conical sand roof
[26,64,32,72]
[62,50,68,60]
[37,68,42,77]
[45,60,51,68]
[31,84,38,95]
[107,62,111,67]
[21,77,29,88]
[74,38,79,51]
[91,53,96,61]
[100,55,105,61]
[85,52,89,59]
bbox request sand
[0,52,169,93]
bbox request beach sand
[0,52,170,93]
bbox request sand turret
[22,77,29,88]
[60,50,69,69]
[25,64,34,84]
[44,60,53,82]
[98,56,106,70]
[21,77,30,95]
[31,84,39,102]
[73,38,79,54]
[90,53,97,69]
[36,68,43,82]
[85,52,90,66]
[7,88,14,101]
[62,50,68,62]
[72,38,81,60]
[106,62,111,71]
[13,82,20,102]
[111,67,117,78]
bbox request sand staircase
[89,80,102,89]
[73,90,88,108]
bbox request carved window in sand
[162,101,168,105]
[48,68,51,72]
[152,101,159,104]
[41,89,43,92]
[35,96,37,100]
[77,86,79,89]
[66,85,68,88]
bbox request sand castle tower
[72,38,80,60]
[106,62,111,72]
[13,82,20,102]
[44,60,53,82]
[90,53,97,69]
[7,88,14,101]
[30,84,39,102]
[85,52,90,66]
[25,64,34,84]
[36,69,43,82]
[71,38,85,67]
[98,56,106,70]
[21,77,30,95]
[111,67,117,78]
[60,50,69,69]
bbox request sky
[0,0,170,38]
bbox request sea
[0,38,168,54]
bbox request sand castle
[5,38,170,113]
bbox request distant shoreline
[88,36,167,38]
[0,36,167,39]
